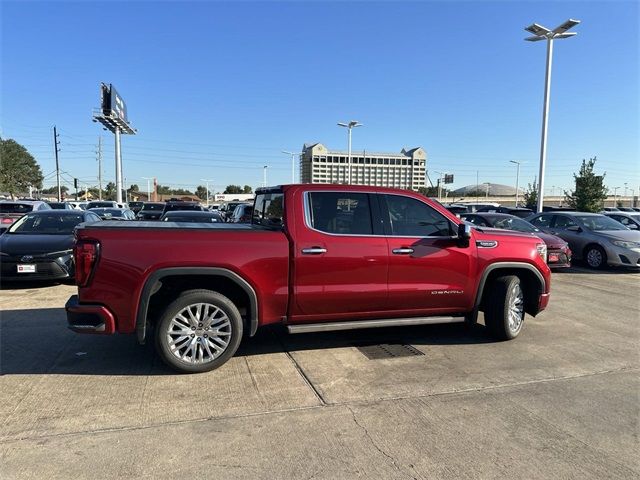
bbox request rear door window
[252,192,284,228]
[307,192,372,235]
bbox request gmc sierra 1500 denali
[66,184,551,373]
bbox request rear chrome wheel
[156,290,242,373]
[167,303,232,364]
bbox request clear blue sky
[2,1,638,196]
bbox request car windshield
[8,213,84,234]
[87,202,115,208]
[142,204,164,211]
[575,215,628,231]
[0,203,33,214]
[90,208,124,217]
[490,216,538,233]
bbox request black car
[136,202,166,221]
[128,201,145,214]
[160,211,224,223]
[162,201,203,215]
[47,202,74,210]
[0,210,102,281]
[88,208,136,220]
[475,206,533,218]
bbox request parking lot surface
[1,266,639,479]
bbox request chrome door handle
[392,248,414,255]
[301,247,327,255]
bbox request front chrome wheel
[507,283,524,334]
[586,248,604,269]
[166,302,232,365]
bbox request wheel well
[479,268,543,316]
[145,274,253,333]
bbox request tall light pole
[613,186,620,207]
[337,121,362,184]
[263,165,268,188]
[525,19,580,213]
[509,160,521,206]
[142,177,153,202]
[282,150,299,184]
[200,178,214,207]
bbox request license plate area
[548,253,559,262]
[17,264,36,273]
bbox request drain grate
[355,342,424,360]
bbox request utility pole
[337,121,362,184]
[282,151,299,183]
[434,171,445,201]
[142,177,152,202]
[53,126,61,201]
[97,136,103,200]
[263,166,268,188]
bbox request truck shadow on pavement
[0,307,491,376]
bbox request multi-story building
[300,143,426,190]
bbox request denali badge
[431,290,464,295]
[476,240,498,248]
[21,255,34,262]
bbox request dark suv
[162,201,203,215]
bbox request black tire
[484,275,525,341]
[584,245,607,270]
[155,289,243,373]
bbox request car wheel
[585,245,607,269]
[155,289,243,373]
[484,275,525,341]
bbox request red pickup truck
[66,185,551,373]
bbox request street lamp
[613,186,620,207]
[263,165,268,188]
[282,150,299,184]
[337,120,362,184]
[525,18,580,213]
[509,160,522,206]
[200,178,214,207]
[142,177,153,202]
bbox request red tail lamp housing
[75,240,100,287]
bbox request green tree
[105,182,117,200]
[128,183,139,192]
[172,188,193,195]
[224,185,243,194]
[156,184,172,195]
[195,185,208,201]
[242,185,253,194]
[523,180,538,210]
[41,185,69,195]
[564,157,608,212]
[0,138,44,198]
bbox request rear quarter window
[252,193,284,228]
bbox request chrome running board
[287,316,465,334]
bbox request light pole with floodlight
[525,18,580,213]
[509,160,522,206]
[337,121,362,184]
[282,150,299,184]
[263,166,268,188]
[142,177,153,202]
[613,186,620,207]
[200,178,214,207]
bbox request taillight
[1,218,14,224]
[75,240,100,287]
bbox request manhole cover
[355,343,424,360]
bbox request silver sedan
[527,212,640,269]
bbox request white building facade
[300,143,426,190]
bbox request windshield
[576,215,628,231]
[163,214,219,222]
[490,216,539,233]
[8,213,84,234]
[142,203,164,211]
[0,203,33,214]
[91,208,124,217]
[87,202,115,208]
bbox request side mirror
[566,225,582,232]
[457,223,472,247]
